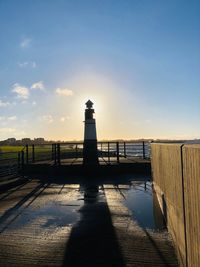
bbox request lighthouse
[83,100,99,165]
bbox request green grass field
[0,146,23,153]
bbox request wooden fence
[151,143,200,267]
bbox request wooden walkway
[0,178,178,267]
[22,157,151,176]
[29,157,150,165]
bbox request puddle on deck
[122,181,165,230]
[4,180,165,232]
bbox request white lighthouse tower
[83,100,99,165]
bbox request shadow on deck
[0,175,178,267]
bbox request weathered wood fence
[151,143,200,267]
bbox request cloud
[32,101,37,106]
[60,116,70,122]
[18,61,36,68]
[0,128,26,138]
[0,116,5,121]
[0,128,16,134]
[0,100,10,107]
[32,62,36,68]
[20,37,31,48]
[18,62,28,67]
[12,83,29,99]
[0,116,17,124]
[31,81,44,91]
[8,116,17,121]
[55,88,74,96]
[39,115,54,124]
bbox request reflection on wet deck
[0,176,178,266]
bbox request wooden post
[142,141,145,159]
[124,142,126,157]
[57,144,60,166]
[26,145,29,164]
[32,145,35,163]
[116,142,119,163]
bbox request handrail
[0,141,151,174]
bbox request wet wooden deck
[22,157,151,176]
[29,156,150,165]
[0,177,178,267]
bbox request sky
[0,0,199,140]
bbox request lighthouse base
[83,140,99,166]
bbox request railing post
[54,144,57,165]
[124,142,126,157]
[108,142,110,163]
[116,142,119,163]
[32,144,35,163]
[75,144,78,158]
[51,144,54,161]
[142,141,145,159]
[57,143,60,166]
[26,145,29,164]
[21,150,24,168]
[18,152,21,170]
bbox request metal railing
[18,141,151,166]
[0,151,21,177]
[97,141,150,163]
[0,141,151,175]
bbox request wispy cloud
[60,116,70,122]
[31,81,44,91]
[8,116,17,121]
[20,37,31,48]
[0,116,17,123]
[55,88,74,97]
[0,100,10,107]
[39,115,54,124]
[12,83,29,99]
[32,62,36,68]
[0,128,16,134]
[18,62,28,67]
[18,61,36,68]
[0,128,26,138]
[11,81,44,99]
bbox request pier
[21,141,151,176]
[0,175,178,267]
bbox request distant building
[21,138,32,144]
[34,138,45,144]
[6,138,16,144]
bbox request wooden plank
[151,143,186,267]
[183,145,200,267]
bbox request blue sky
[0,0,199,140]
